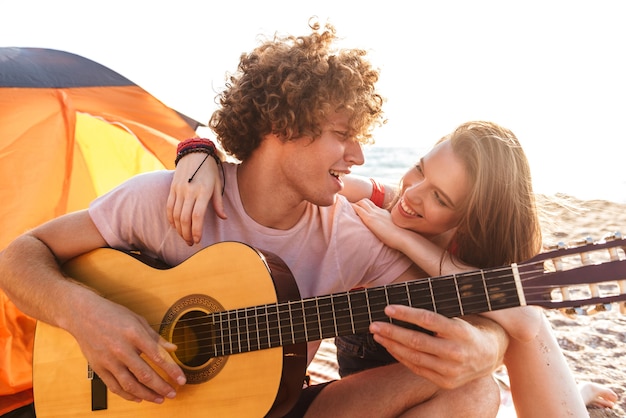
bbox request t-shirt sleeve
[88,170,174,257]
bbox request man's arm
[0,210,186,403]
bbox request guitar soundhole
[171,310,213,367]
[160,294,227,384]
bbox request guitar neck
[207,265,527,357]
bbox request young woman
[328,121,619,414]
[168,121,616,417]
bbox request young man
[0,22,519,417]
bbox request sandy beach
[308,194,626,417]
[538,195,626,418]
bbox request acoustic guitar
[33,236,626,417]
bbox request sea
[352,147,626,204]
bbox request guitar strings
[157,261,624,360]
[137,239,626,360]
[156,268,537,353]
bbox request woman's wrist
[175,137,225,192]
[175,137,219,165]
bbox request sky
[2,0,625,200]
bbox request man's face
[280,110,365,207]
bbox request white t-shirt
[89,163,412,364]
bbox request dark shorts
[280,334,398,416]
[335,333,398,377]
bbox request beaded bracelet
[369,178,385,208]
[175,137,225,193]
[175,137,217,165]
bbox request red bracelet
[175,137,217,163]
[369,178,385,208]
[175,137,225,193]
[176,137,214,153]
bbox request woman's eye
[415,164,424,177]
[434,192,448,207]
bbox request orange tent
[0,47,200,414]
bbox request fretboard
[207,266,523,357]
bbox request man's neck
[236,160,308,230]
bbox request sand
[308,194,626,417]
[537,195,626,418]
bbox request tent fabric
[0,47,200,413]
[0,47,135,88]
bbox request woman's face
[390,140,470,238]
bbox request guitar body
[33,242,306,418]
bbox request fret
[237,309,244,353]
[201,313,217,358]
[243,306,258,352]
[255,306,261,351]
[428,279,436,313]
[217,310,226,356]
[378,282,417,330]
[453,275,464,316]
[317,296,336,339]
[365,287,390,323]
[482,267,520,311]
[384,283,411,326]
[383,287,391,324]
[456,271,490,315]
[212,313,220,357]
[227,309,238,355]
[330,296,338,337]
[346,293,355,334]
[237,309,250,353]
[286,303,294,345]
[332,293,353,336]
[386,283,411,306]
[365,290,372,324]
[300,300,308,342]
[255,304,269,350]
[289,301,306,345]
[214,311,223,357]
[278,303,292,345]
[404,282,412,308]
[302,298,322,341]
[266,304,280,349]
[407,280,436,311]
[347,290,370,334]
[481,270,492,312]
[431,276,462,317]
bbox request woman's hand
[352,199,407,250]
[167,152,226,245]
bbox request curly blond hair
[210,19,385,161]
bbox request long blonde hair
[443,121,542,267]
